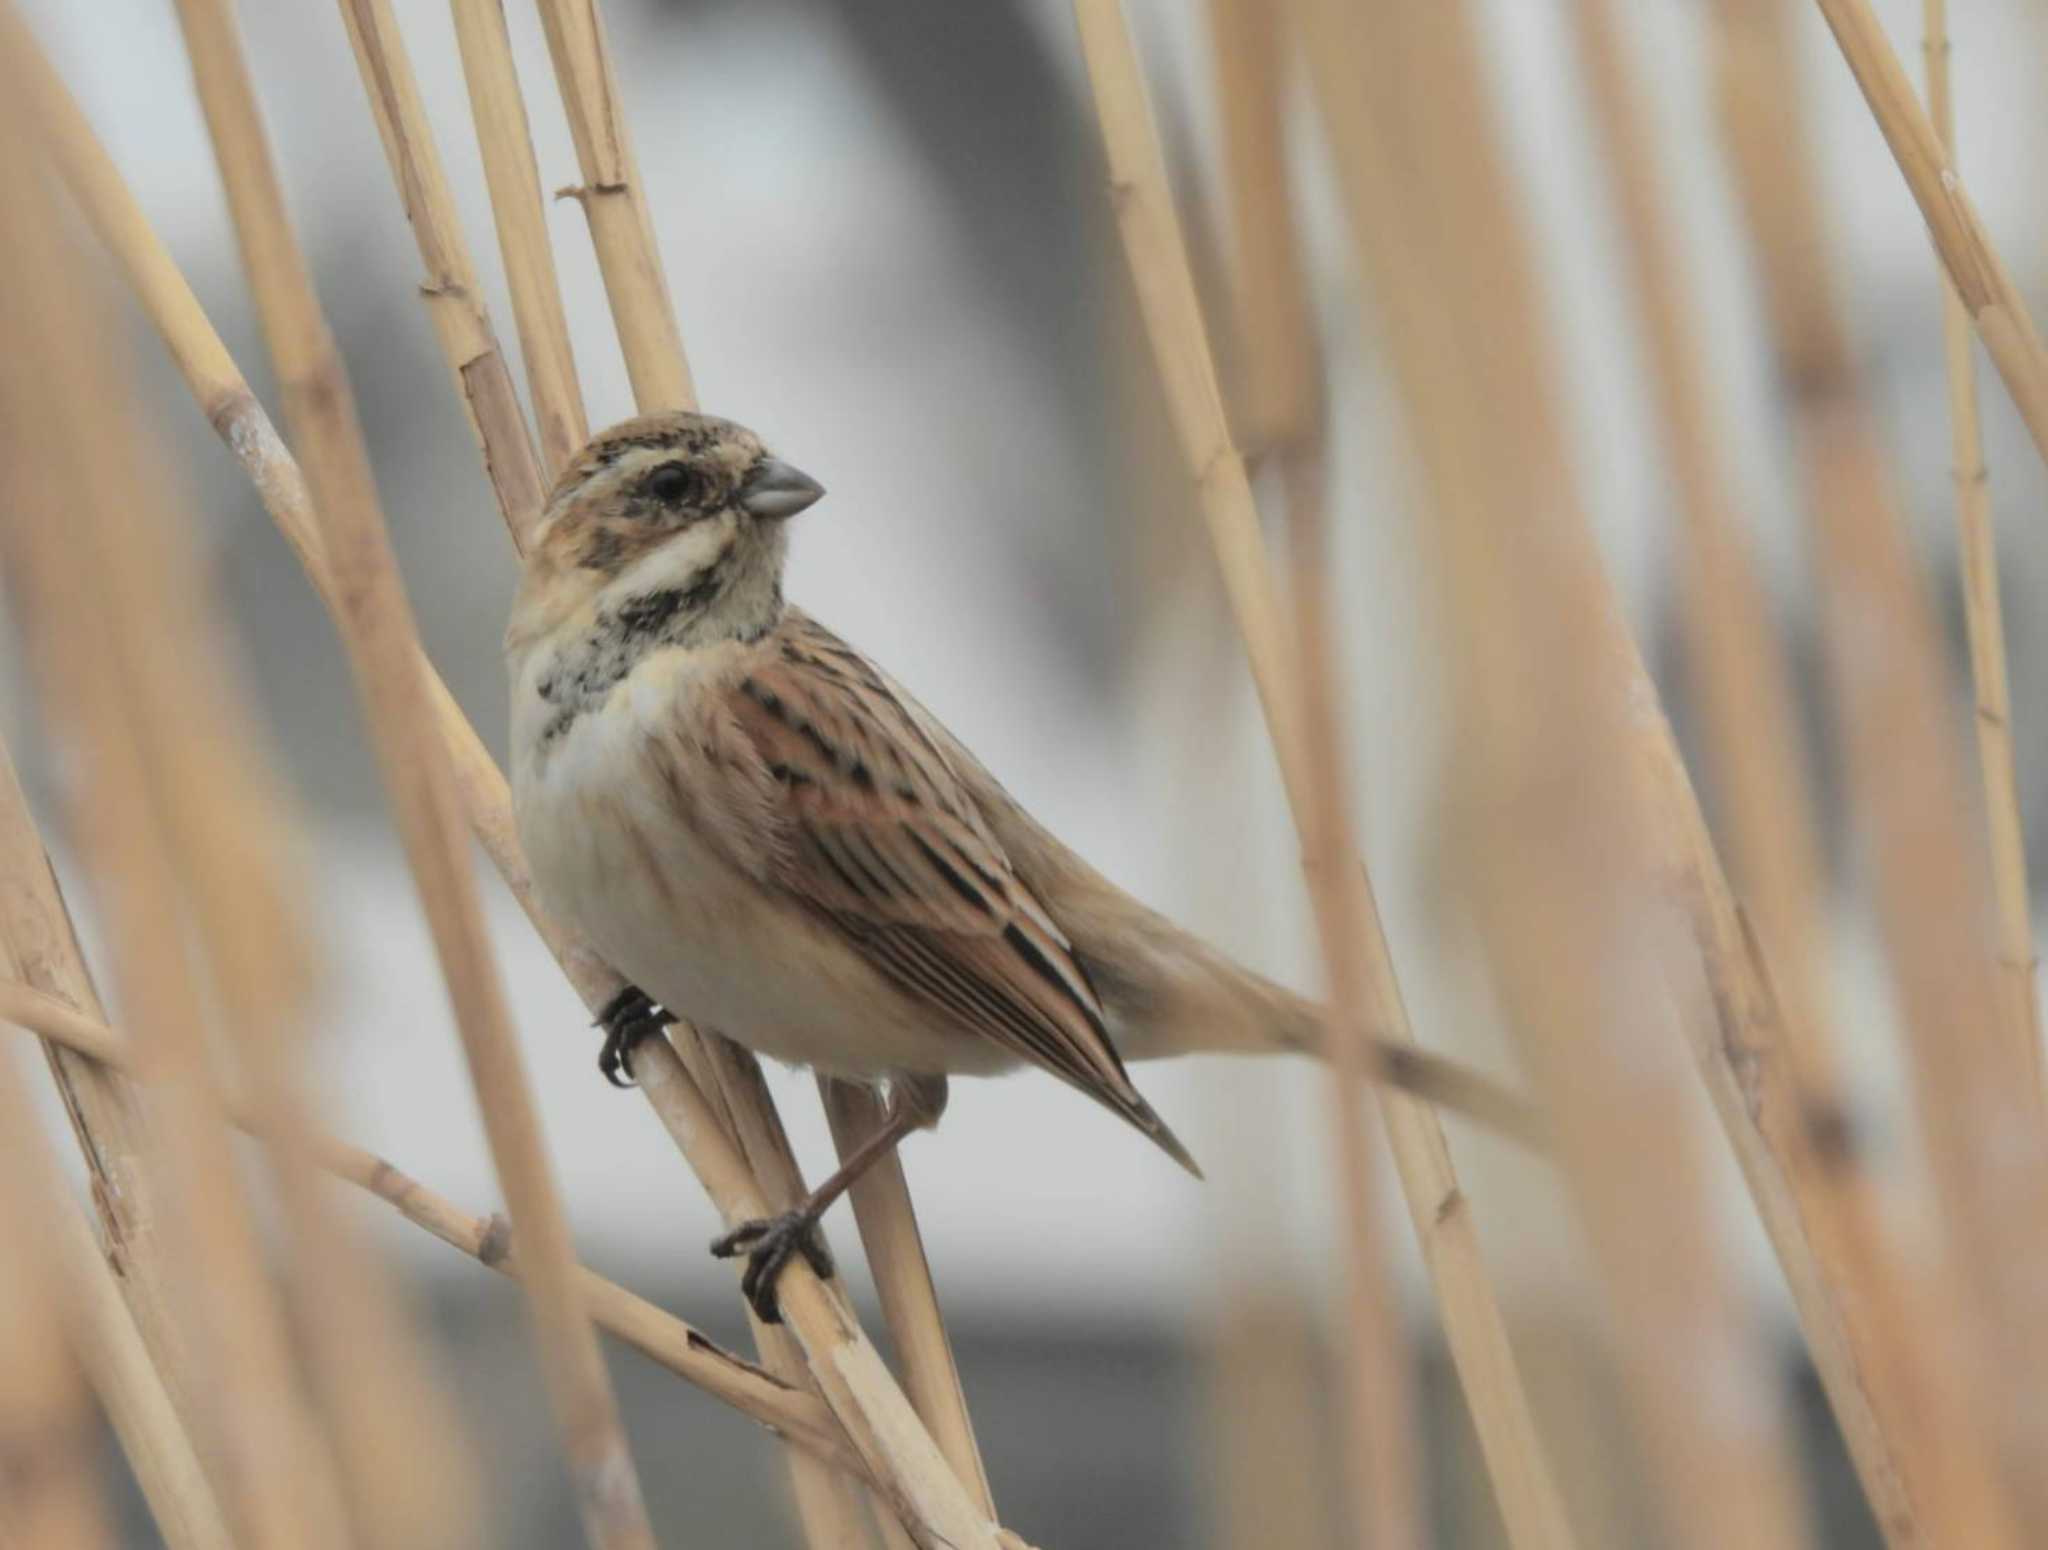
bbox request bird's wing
[700,611,1197,1175]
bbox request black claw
[593,986,672,1089]
[709,1210,834,1323]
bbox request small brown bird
[508,411,1538,1319]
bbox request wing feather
[695,611,1197,1173]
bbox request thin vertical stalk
[1920,0,2042,1103]
[336,0,547,546]
[530,0,693,410]
[449,0,588,475]
[167,2,656,1542]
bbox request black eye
[644,463,699,505]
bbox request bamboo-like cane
[1712,1,2048,1535]
[1287,4,1822,1548]
[166,4,657,1544]
[448,0,588,476]
[530,0,693,410]
[1199,4,1580,1547]
[0,1046,117,1550]
[1568,3,2017,1543]
[29,47,1011,1541]
[0,103,358,1550]
[0,980,864,1481]
[1920,0,2042,1103]
[335,0,547,546]
[1803,0,2048,470]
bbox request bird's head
[507,411,822,653]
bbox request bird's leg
[712,1074,948,1323]
[593,985,673,1088]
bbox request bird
[507,410,1542,1320]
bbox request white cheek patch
[603,512,738,604]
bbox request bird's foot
[710,1209,835,1323]
[593,985,672,1089]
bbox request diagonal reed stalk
[165,1,658,1543]
[1803,0,2048,469]
[1567,2,2017,1543]
[1286,2,1825,1545]
[1202,3,1580,1547]
[1073,4,1592,1547]
[1918,0,2042,1105]
[0,980,864,1481]
[0,84,360,1550]
[1714,1,2048,1535]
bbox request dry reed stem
[168,4,655,1543]
[0,980,864,1481]
[1074,4,1449,1545]
[47,1193,231,1550]
[1290,3,1821,1547]
[0,110,359,1550]
[1300,0,1994,1542]
[819,1079,995,1521]
[39,59,994,1540]
[336,0,547,547]
[531,0,693,410]
[1804,0,2048,471]
[1201,5,1580,1547]
[1713,2,2048,1535]
[449,0,588,475]
[690,1039,887,1550]
[0,1047,117,1550]
[1570,4,2017,1543]
[1920,0,2042,1103]
[0,750,226,1550]
[42,54,488,1533]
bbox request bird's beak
[738,457,824,522]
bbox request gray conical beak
[738,457,824,521]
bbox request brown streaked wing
[708,612,1199,1175]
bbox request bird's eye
[643,463,699,506]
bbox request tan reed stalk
[0,99,357,1550]
[1712,2,2048,1534]
[531,0,693,409]
[689,1038,888,1550]
[0,981,863,1480]
[1570,3,2017,1542]
[166,5,656,1544]
[1921,0,2043,1102]
[0,1047,116,1550]
[1201,4,1580,1546]
[1803,0,2048,470]
[1287,3,1822,1547]
[448,0,588,476]
[87,307,487,1550]
[819,1078,995,1522]
[47,1195,231,1550]
[0,753,228,1550]
[335,0,547,545]
[33,54,1009,1540]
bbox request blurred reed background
[3,0,2047,1545]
